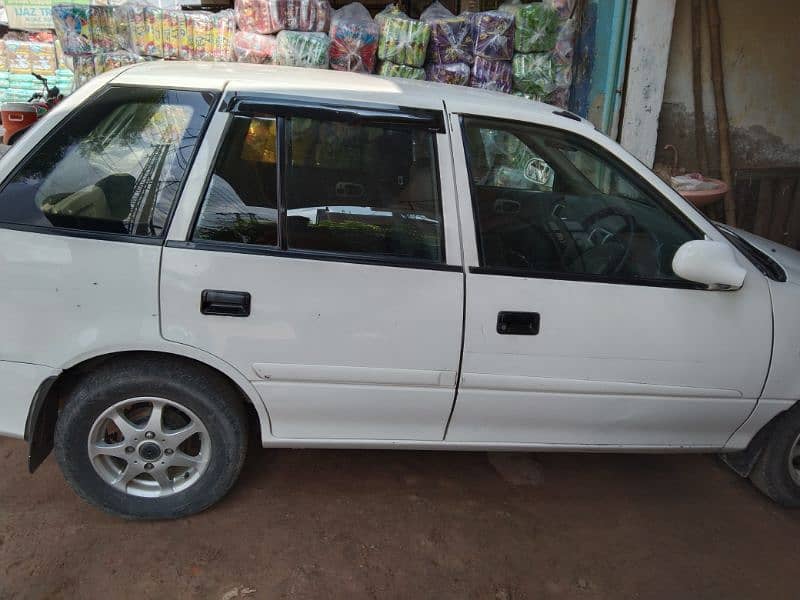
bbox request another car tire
[54,354,248,519]
[749,405,800,508]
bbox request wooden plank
[753,177,774,238]
[769,178,797,244]
[785,179,800,250]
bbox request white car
[1,62,799,519]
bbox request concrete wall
[656,0,800,172]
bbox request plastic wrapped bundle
[378,61,425,80]
[52,4,92,56]
[29,43,57,76]
[512,2,559,53]
[188,11,234,62]
[234,31,277,63]
[374,3,405,28]
[5,41,31,74]
[546,0,577,19]
[471,11,514,61]
[236,0,332,34]
[88,6,117,52]
[470,56,512,93]
[512,52,555,97]
[377,14,430,68]
[329,3,378,73]
[93,50,143,75]
[421,2,473,65]
[162,10,191,60]
[274,31,329,68]
[138,6,164,58]
[425,61,469,85]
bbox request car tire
[54,355,248,519]
[749,405,800,508]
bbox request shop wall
[656,0,800,172]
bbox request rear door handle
[497,311,540,335]
[201,290,251,317]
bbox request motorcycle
[1,72,63,145]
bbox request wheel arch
[26,348,271,473]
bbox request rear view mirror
[672,240,747,290]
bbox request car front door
[446,114,773,448]
[160,98,464,441]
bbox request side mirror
[672,240,747,290]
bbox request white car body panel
[0,63,794,452]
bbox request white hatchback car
[2,62,799,518]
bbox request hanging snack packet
[329,3,378,73]
[51,4,92,56]
[210,10,235,61]
[141,6,164,58]
[89,5,117,52]
[188,12,215,61]
[274,30,330,68]
[162,9,184,59]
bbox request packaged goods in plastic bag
[88,5,117,52]
[162,10,185,59]
[512,52,554,97]
[377,60,425,80]
[421,1,472,65]
[233,30,277,63]
[374,3,405,28]
[93,50,142,75]
[52,4,92,56]
[211,10,235,61]
[470,56,512,93]
[471,11,514,61]
[511,2,558,53]
[141,6,164,57]
[329,3,378,73]
[235,0,331,35]
[377,14,430,67]
[5,41,31,74]
[274,31,329,68]
[188,11,234,61]
[546,0,577,19]
[30,43,57,76]
[425,61,469,85]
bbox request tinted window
[285,117,443,263]
[194,116,279,246]
[0,86,214,237]
[463,117,699,282]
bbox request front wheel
[750,405,800,507]
[54,356,248,519]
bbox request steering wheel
[581,206,638,276]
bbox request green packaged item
[512,52,555,97]
[511,2,559,53]
[274,31,330,68]
[377,15,430,67]
[377,61,424,80]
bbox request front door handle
[201,289,251,317]
[497,311,540,335]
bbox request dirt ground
[0,437,798,600]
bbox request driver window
[462,117,700,283]
[0,87,213,237]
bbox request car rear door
[160,95,464,441]
[445,111,772,448]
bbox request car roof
[112,61,589,130]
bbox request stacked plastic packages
[0,34,66,101]
[468,10,514,93]
[376,4,430,80]
[548,0,578,107]
[234,0,331,67]
[420,2,471,86]
[329,3,378,73]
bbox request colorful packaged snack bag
[177,11,194,60]
[188,12,215,61]
[265,0,331,33]
[51,4,92,56]
[421,1,473,65]
[211,10,235,61]
[470,56,512,93]
[512,52,555,97]
[141,6,164,58]
[93,50,142,75]
[329,3,378,73]
[126,4,148,54]
[377,14,430,68]
[510,2,559,53]
[471,10,514,61]
[377,61,425,80]
[425,61,470,85]
[162,9,184,59]
[234,31,277,63]
[274,30,330,68]
[5,41,32,74]
[29,43,57,76]
[235,0,269,34]
[89,5,117,52]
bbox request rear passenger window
[193,112,445,264]
[285,117,443,263]
[0,86,214,238]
